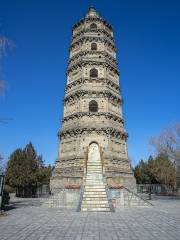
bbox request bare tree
[0,154,6,174]
[0,36,14,58]
[0,35,14,97]
[0,79,6,97]
[0,35,14,126]
[0,35,14,164]
[150,123,180,187]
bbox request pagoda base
[50,172,136,194]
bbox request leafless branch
[0,36,14,59]
[150,123,180,168]
[0,79,6,96]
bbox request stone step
[83,197,108,200]
[87,171,102,172]
[86,180,103,183]
[84,191,107,194]
[82,203,109,207]
[85,184,105,187]
[86,180,103,182]
[81,204,109,208]
[87,165,102,167]
[85,186,106,189]
[86,170,102,172]
[84,188,106,190]
[86,175,102,177]
[85,190,106,193]
[86,176,103,178]
[84,192,107,196]
[86,178,103,180]
[82,201,109,204]
[84,195,107,198]
[83,197,108,201]
[86,173,102,175]
[84,189,106,192]
[85,188,106,191]
[81,207,110,212]
[87,166,102,167]
[87,166,102,168]
[84,191,107,197]
[87,162,101,164]
[85,185,105,187]
[87,168,102,170]
[86,177,103,180]
[84,192,106,195]
[85,179,104,182]
[87,167,102,169]
[85,183,104,185]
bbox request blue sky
[0,0,179,166]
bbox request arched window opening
[91,43,97,50]
[90,23,97,30]
[89,100,98,112]
[90,68,98,78]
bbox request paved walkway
[0,197,180,240]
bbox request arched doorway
[89,100,98,112]
[88,142,101,163]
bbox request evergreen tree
[5,142,52,197]
[134,154,176,186]
[152,154,176,186]
[134,160,150,184]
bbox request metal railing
[100,147,104,173]
[122,187,153,206]
[84,147,88,174]
[76,184,85,212]
[102,174,114,212]
[105,185,115,212]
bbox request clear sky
[0,0,179,166]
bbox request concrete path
[0,196,180,240]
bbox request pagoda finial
[85,6,100,18]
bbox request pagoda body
[51,7,136,193]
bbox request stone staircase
[81,148,110,212]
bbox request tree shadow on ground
[4,197,41,211]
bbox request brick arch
[91,42,97,50]
[90,68,98,78]
[89,141,99,146]
[89,100,98,112]
[90,23,97,30]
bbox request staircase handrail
[102,174,115,212]
[76,184,85,212]
[105,185,115,212]
[122,186,153,206]
[84,147,88,174]
[100,146,104,172]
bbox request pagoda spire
[85,6,100,18]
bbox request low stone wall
[42,189,80,210]
[107,188,151,208]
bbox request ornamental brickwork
[51,7,136,192]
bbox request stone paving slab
[0,197,180,240]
